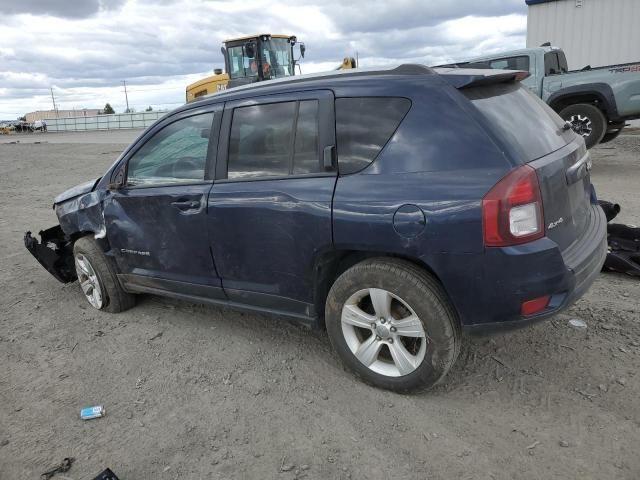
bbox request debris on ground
[598,200,640,277]
[280,456,295,472]
[80,405,106,420]
[568,319,588,330]
[41,457,74,479]
[91,468,120,480]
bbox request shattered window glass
[127,113,214,186]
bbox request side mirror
[300,43,306,58]
[109,169,125,190]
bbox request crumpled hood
[54,178,101,205]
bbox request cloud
[0,0,126,18]
[0,0,527,119]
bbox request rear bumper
[24,225,76,283]
[457,204,607,334]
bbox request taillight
[482,165,544,247]
[521,295,551,316]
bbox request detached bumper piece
[24,225,76,283]
[598,200,640,277]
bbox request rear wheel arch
[312,250,453,327]
[547,83,618,121]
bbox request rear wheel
[325,258,460,393]
[73,236,135,313]
[559,103,606,149]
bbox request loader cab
[223,34,301,88]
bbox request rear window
[336,97,411,174]
[463,83,574,162]
[488,56,530,71]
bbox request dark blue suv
[25,65,607,392]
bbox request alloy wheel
[568,114,593,137]
[74,253,104,309]
[341,288,428,377]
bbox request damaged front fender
[24,225,77,283]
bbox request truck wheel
[600,127,623,144]
[559,104,606,149]
[325,258,461,393]
[73,236,135,313]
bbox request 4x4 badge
[548,217,564,230]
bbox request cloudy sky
[0,0,527,119]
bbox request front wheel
[325,258,460,393]
[73,236,135,313]
[559,103,606,149]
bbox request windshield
[228,45,258,80]
[227,38,294,81]
[261,38,294,79]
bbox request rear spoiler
[433,68,530,89]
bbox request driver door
[103,106,225,299]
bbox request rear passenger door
[209,91,336,318]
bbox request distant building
[25,109,101,123]
[526,0,640,70]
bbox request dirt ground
[1,131,638,480]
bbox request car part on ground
[41,457,75,480]
[598,200,640,277]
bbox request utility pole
[122,80,130,113]
[50,87,59,117]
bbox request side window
[557,51,569,73]
[227,100,321,179]
[336,97,411,175]
[544,52,560,75]
[127,113,214,186]
[488,56,530,71]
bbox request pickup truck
[458,46,640,148]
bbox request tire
[600,127,623,144]
[325,258,461,393]
[73,236,135,313]
[559,103,606,149]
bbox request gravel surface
[1,132,638,479]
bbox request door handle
[171,200,200,210]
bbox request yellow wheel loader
[186,33,356,103]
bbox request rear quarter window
[463,83,575,163]
[336,97,411,174]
